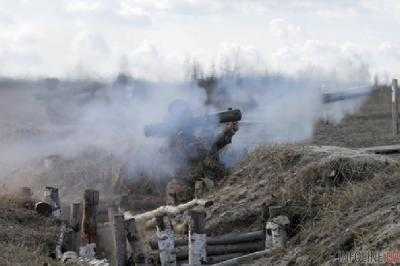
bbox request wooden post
[113,214,127,266]
[20,187,33,209]
[108,205,118,223]
[265,215,290,251]
[392,79,399,136]
[81,189,99,246]
[70,203,82,252]
[44,186,61,218]
[21,187,32,201]
[188,210,207,265]
[156,215,176,266]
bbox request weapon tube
[144,109,242,137]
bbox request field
[2,83,400,265]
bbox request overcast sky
[0,0,399,81]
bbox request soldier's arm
[211,122,239,154]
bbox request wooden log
[207,241,264,256]
[70,203,82,252]
[44,186,61,218]
[123,198,213,223]
[113,214,127,266]
[393,79,399,136]
[211,249,271,266]
[157,216,176,266]
[188,210,207,265]
[149,230,265,250]
[176,253,246,265]
[209,231,265,246]
[81,189,99,245]
[174,241,264,260]
[35,201,53,217]
[205,253,245,265]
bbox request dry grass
[0,194,64,266]
[206,144,400,264]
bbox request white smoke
[0,57,372,195]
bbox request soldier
[165,100,239,205]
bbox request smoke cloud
[0,58,372,200]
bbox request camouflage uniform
[166,122,238,205]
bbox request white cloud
[269,18,305,42]
[216,43,264,75]
[64,0,103,13]
[0,0,397,81]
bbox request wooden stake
[70,203,82,252]
[81,189,99,245]
[188,210,207,265]
[113,214,127,266]
[44,186,61,218]
[392,79,399,136]
[70,203,82,229]
[108,205,118,223]
[21,187,32,201]
[265,215,290,250]
[56,223,67,260]
[156,215,176,266]
[20,187,33,209]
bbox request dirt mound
[205,144,399,264]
